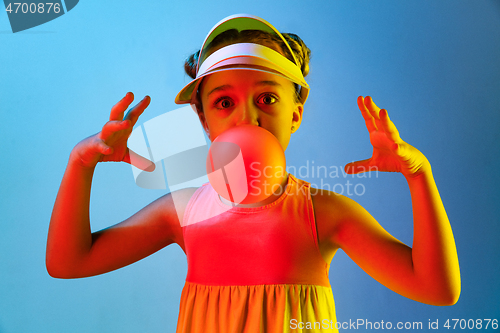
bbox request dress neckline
[212,173,295,212]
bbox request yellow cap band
[198,43,308,89]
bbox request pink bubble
[206,125,286,204]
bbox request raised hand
[345,96,430,178]
[71,92,155,171]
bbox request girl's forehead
[201,70,295,94]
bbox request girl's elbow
[422,267,461,306]
[46,263,64,279]
[429,290,460,306]
[425,282,461,306]
[46,259,67,279]
[442,270,462,305]
[441,284,461,306]
[46,256,79,279]
[413,273,461,306]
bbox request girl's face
[198,70,303,151]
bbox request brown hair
[184,29,311,109]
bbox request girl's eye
[214,97,234,109]
[258,94,278,105]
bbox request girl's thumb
[344,159,371,175]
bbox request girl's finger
[110,92,135,121]
[364,96,381,120]
[100,120,131,142]
[379,109,401,145]
[93,138,112,155]
[357,96,377,132]
[373,115,385,135]
[124,96,151,126]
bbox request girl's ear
[291,104,304,133]
[196,108,211,139]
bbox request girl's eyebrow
[208,84,232,97]
[207,81,283,97]
[254,80,282,88]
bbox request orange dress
[177,174,338,332]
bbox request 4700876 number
[5,3,61,14]
[443,319,498,330]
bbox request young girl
[46,14,460,333]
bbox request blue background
[1,0,499,332]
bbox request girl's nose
[235,102,259,127]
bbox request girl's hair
[184,29,311,108]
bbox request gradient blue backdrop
[1,0,499,332]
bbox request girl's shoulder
[310,188,365,222]
[310,187,370,259]
[155,187,199,250]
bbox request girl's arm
[46,93,193,278]
[314,96,460,305]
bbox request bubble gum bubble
[206,125,286,205]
